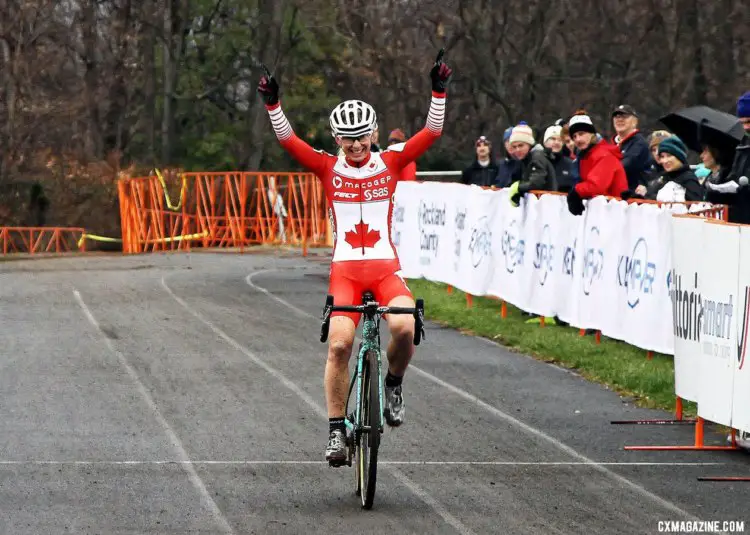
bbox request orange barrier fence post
[117,171,326,255]
[0,227,86,254]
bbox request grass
[408,279,695,416]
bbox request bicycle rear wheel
[356,348,381,509]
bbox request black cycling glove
[430,49,453,93]
[257,64,280,106]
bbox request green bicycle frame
[345,313,383,434]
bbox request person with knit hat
[565,111,628,215]
[506,123,557,206]
[542,124,579,193]
[495,126,521,187]
[705,90,750,224]
[627,136,704,202]
[636,130,673,187]
[461,135,500,187]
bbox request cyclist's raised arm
[386,50,452,169]
[258,66,330,176]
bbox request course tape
[78,230,209,248]
[77,233,122,248]
[153,168,186,211]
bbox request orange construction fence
[0,227,87,254]
[117,171,329,254]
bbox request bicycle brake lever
[320,306,332,343]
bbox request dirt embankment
[0,153,135,251]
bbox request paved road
[0,250,748,534]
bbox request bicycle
[320,291,425,509]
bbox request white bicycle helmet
[329,100,377,138]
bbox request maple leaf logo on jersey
[344,221,381,249]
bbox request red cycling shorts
[328,259,413,325]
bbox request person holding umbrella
[703,91,750,223]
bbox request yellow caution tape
[78,230,208,248]
[77,233,123,248]
[153,168,187,211]
[148,230,209,244]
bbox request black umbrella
[659,106,744,153]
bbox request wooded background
[1,0,748,181]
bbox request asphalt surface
[0,249,749,534]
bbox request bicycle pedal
[328,458,347,468]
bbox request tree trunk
[161,0,177,165]
[0,37,14,181]
[144,2,157,165]
[82,0,103,159]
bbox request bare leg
[385,295,416,377]
[324,316,356,417]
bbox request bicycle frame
[320,293,425,460]
[345,309,384,437]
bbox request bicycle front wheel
[357,348,381,509]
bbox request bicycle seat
[361,291,375,304]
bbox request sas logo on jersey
[332,176,343,189]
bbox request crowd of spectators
[453,91,750,222]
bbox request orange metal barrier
[118,172,329,254]
[0,227,87,254]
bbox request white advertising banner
[608,202,675,354]
[696,221,739,428]
[393,181,681,354]
[731,226,750,433]
[669,216,705,403]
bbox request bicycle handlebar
[319,295,425,346]
[327,304,417,314]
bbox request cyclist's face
[338,134,372,162]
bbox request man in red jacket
[566,111,628,215]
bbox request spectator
[370,127,381,152]
[561,124,576,160]
[565,111,628,216]
[542,124,579,193]
[496,126,521,187]
[611,104,652,190]
[699,144,734,186]
[705,90,750,223]
[387,129,417,181]
[629,136,704,202]
[461,135,500,187]
[507,124,557,206]
[635,130,673,194]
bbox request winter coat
[614,130,652,189]
[544,148,580,193]
[574,139,629,199]
[642,162,664,183]
[495,157,521,188]
[705,135,750,224]
[461,159,500,187]
[516,145,557,194]
[641,166,705,202]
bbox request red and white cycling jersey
[265,91,446,277]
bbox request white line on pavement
[245,269,701,523]
[73,289,235,535]
[162,275,478,535]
